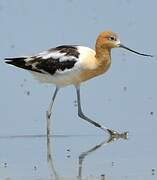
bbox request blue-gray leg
[75,85,118,136]
[46,87,59,137]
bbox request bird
[5,31,153,137]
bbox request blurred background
[0,0,157,179]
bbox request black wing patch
[5,45,79,75]
[35,57,77,74]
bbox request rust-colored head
[96,31,153,57]
[96,31,120,50]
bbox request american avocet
[5,31,153,136]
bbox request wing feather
[5,45,80,75]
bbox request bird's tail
[5,57,37,72]
[5,57,27,69]
[5,57,42,73]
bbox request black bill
[119,44,153,57]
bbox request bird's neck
[95,44,111,64]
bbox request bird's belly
[30,68,82,87]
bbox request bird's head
[96,31,120,49]
[96,31,153,57]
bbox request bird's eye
[108,36,116,41]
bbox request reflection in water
[47,132,128,180]
[78,132,128,180]
[47,135,59,180]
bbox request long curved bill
[119,44,153,57]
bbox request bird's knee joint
[46,111,51,119]
[78,112,84,119]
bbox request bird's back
[5,45,100,87]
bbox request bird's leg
[46,87,59,137]
[75,85,119,137]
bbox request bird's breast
[79,60,111,82]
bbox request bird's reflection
[78,132,128,180]
[47,131,128,180]
[47,135,59,180]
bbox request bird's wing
[5,45,80,75]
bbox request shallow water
[0,130,156,180]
